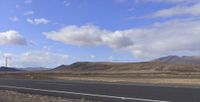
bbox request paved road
[0,78,200,102]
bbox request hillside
[154,55,200,65]
[0,66,21,72]
[21,67,49,71]
[53,61,200,73]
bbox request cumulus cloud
[43,24,134,50]
[0,30,26,45]
[123,0,199,18]
[102,31,134,49]
[0,50,69,68]
[151,3,200,18]
[113,19,200,58]
[27,18,49,25]
[43,25,107,46]
[44,18,200,58]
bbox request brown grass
[55,76,200,86]
[1,71,200,86]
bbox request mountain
[154,55,200,65]
[0,66,21,72]
[53,61,200,73]
[53,62,133,72]
[53,65,68,70]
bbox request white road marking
[0,85,170,102]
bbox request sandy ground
[56,76,200,86]
[1,72,200,86]
[0,90,98,102]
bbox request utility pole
[5,56,8,67]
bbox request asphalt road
[0,78,200,102]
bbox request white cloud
[43,24,134,49]
[0,30,26,45]
[119,19,200,58]
[151,3,200,18]
[102,31,134,49]
[117,0,200,19]
[90,54,96,59]
[108,56,117,62]
[27,18,49,25]
[44,18,200,59]
[9,16,19,22]
[43,25,107,46]
[0,50,69,68]
[24,0,32,4]
[24,11,34,16]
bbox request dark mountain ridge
[0,66,21,72]
[154,55,200,65]
[53,56,200,73]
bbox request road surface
[0,78,199,102]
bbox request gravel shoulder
[0,90,97,102]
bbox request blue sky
[0,0,200,68]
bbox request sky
[0,0,200,68]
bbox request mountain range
[0,66,21,72]
[1,55,200,73]
[53,55,200,73]
[154,55,200,65]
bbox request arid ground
[0,90,99,102]
[1,61,200,86]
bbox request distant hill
[53,65,68,70]
[154,55,200,65]
[0,66,21,72]
[21,67,49,71]
[53,61,200,73]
